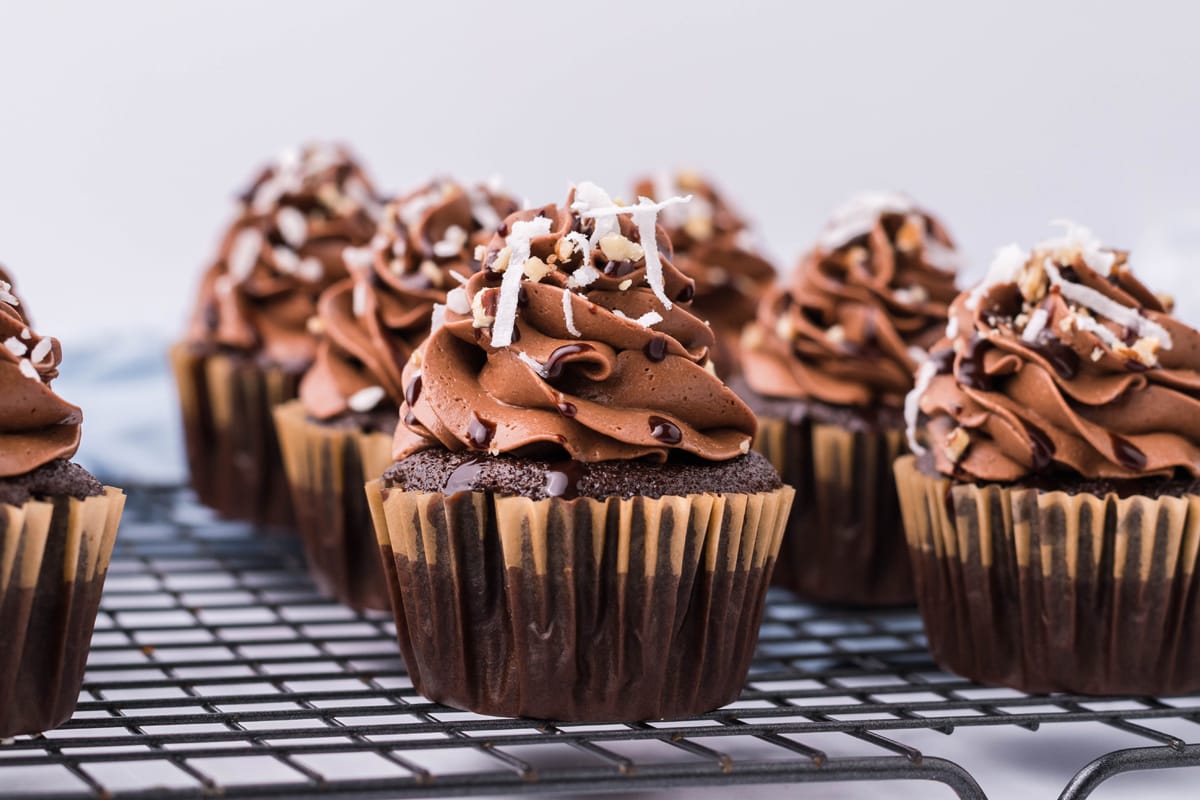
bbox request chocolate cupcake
[739,193,961,605]
[631,171,776,378]
[170,143,381,527]
[274,178,518,610]
[366,182,794,721]
[0,271,125,738]
[897,222,1200,695]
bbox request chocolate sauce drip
[443,457,485,494]
[644,335,668,362]
[1029,330,1080,380]
[405,374,422,408]
[603,259,640,278]
[556,401,578,418]
[1021,418,1056,472]
[648,416,682,445]
[544,343,593,380]
[928,347,955,375]
[958,335,993,390]
[467,413,495,450]
[543,460,585,499]
[1110,434,1147,471]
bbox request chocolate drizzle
[649,416,683,445]
[544,343,593,381]
[543,460,584,499]
[1029,330,1080,380]
[467,413,495,450]
[958,335,992,391]
[1110,434,1147,471]
[644,335,668,363]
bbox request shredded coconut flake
[347,385,386,412]
[1044,260,1173,349]
[562,289,581,337]
[965,243,1029,310]
[432,224,468,258]
[3,337,26,357]
[29,338,51,364]
[429,302,447,334]
[297,257,324,282]
[467,186,503,231]
[517,351,548,378]
[276,207,308,248]
[1021,307,1050,342]
[1069,312,1122,348]
[227,229,263,279]
[581,193,692,310]
[634,311,663,328]
[570,182,620,244]
[446,287,470,315]
[491,216,553,348]
[449,269,470,285]
[564,232,598,287]
[343,245,374,272]
[0,281,17,306]
[18,358,37,380]
[1041,220,1118,273]
[905,360,939,455]
[819,191,915,250]
[353,283,368,316]
[907,345,928,364]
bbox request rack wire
[3,485,1200,799]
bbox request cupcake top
[299,178,520,421]
[741,192,961,409]
[0,274,82,477]
[186,143,382,367]
[393,181,757,463]
[908,221,1200,482]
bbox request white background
[4,3,1200,797]
[3,1,1200,342]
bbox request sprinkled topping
[580,193,691,310]
[1043,259,1173,350]
[491,216,553,348]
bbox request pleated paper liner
[755,414,914,606]
[169,342,299,529]
[0,487,125,738]
[274,401,392,611]
[894,455,1200,695]
[365,481,795,722]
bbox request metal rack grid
[3,486,1200,800]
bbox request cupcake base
[274,401,393,611]
[895,455,1200,695]
[169,342,300,528]
[0,480,125,738]
[742,386,914,606]
[367,450,793,721]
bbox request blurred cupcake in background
[170,143,381,528]
[631,171,776,378]
[0,267,125,738]
[739,192,962,605]
[274,177,518,610]
[367,182,793,721]
[897,222,1200,695]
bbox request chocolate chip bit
[393,182,757,463]
[741,192,961,408]
[907,220,1200,482]
[186,143,382,368]
[0,275,82,477]
[299,178,519,420]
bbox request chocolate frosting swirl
[394,182,757,463]
[300,179,520,420]
[911,222,1200,482]
[0,273,82,477]
[742,193,961,408]
[186,143,381,367]
[631,172,776,376]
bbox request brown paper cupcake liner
[169,342,298,528]
[755,414,913,606]
[0,487,125,738]
[274,401,392,611]
[895,455,1200,695]
[365,481,795,721]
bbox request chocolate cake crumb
[0,460,104,507]
[385,449,782,500]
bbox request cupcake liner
[169,342,298,528]
[274,401,392,611]
[755,414,913,606]
[365,480,794,721]
[895,455,1200,695]
[0,487,125,737]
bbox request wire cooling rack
[3,486,1200,800]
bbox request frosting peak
[742,192,961,409]
[299,178,519,420]
[910,222,1200,482]
[394,181,757,464]
[187,143,381,367]
[0,270,82,477]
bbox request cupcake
[631,171,776,378]
[0,270,125,737]
[366,182,794,721]
[170,143,381,527]
[274,178,518,610]
[739,193,961,605]
[897,222,1200,694]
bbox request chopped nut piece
[490,246,512,273]
[1124,337,1160,367]
[826,324,846,344]
[522,256,552,282]
[1018,259,1048,303]
[895,215,925,253]
[409,350,423,368]
[704,359,719,376]
[741,324,765,351]
[1058,315,1075,334]
[306,315,324,336]
[419,260,442,285]
[684,215,714,241]
[738,438,750,454]
[471,289,495,328]
[473,244,487,262]
[1157,292,1176,313]
[1091,347,1104,362]
[555,237,576,262]
[618,279,633,291]
[775,315,795,341]
[894,285,929,305]
[943,427,971,464]
[599,233,644,263]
